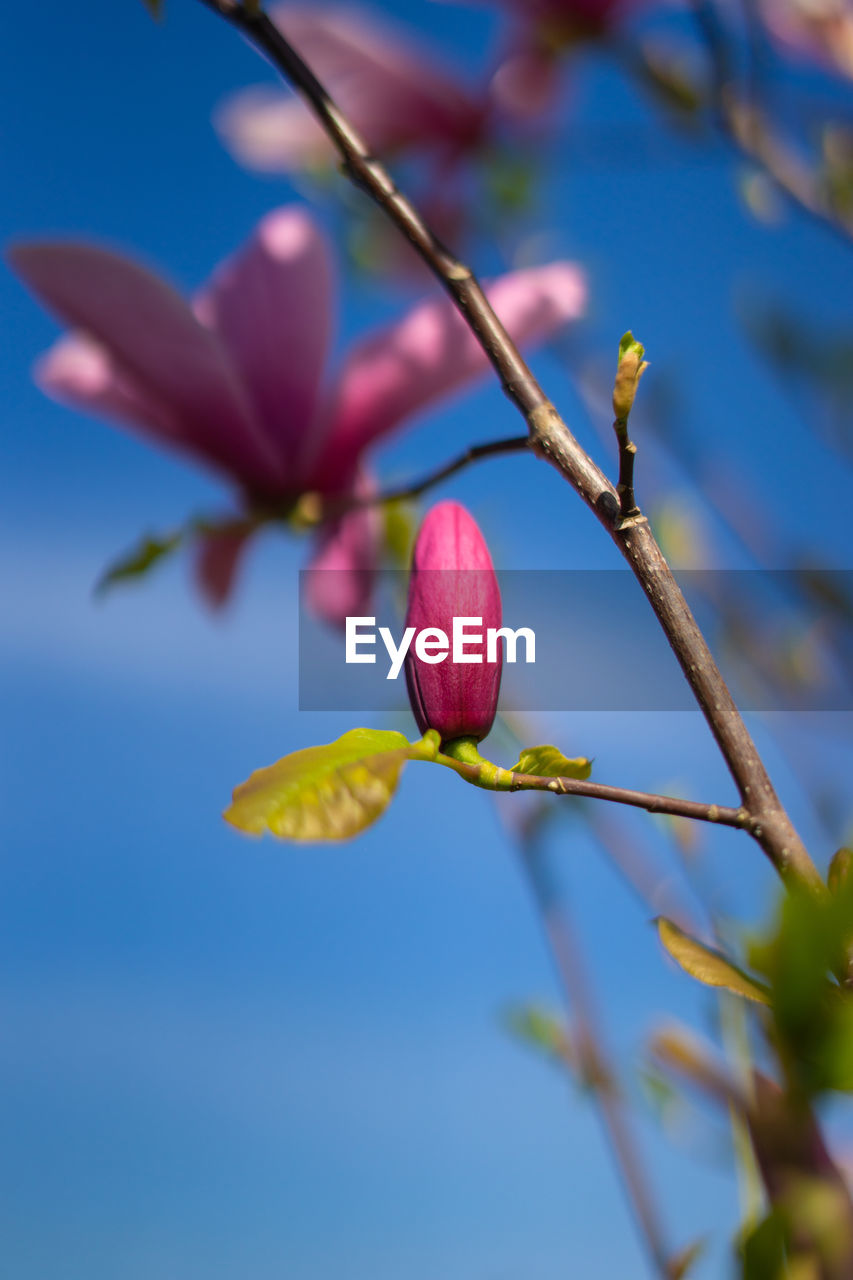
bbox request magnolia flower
[10,206,586,619]
[434,0,649,124]
[216,4,492,175]
[436,0,646,41]
[405,501,502,744]
[757,0,853,81]
[486,0,644,37]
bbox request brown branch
[329,434,531,515]
[195,0,822,893]
[511,772,755,831]
[439,752,755,830]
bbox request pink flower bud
[404,501,502,745]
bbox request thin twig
[514,771,754,830]
[517,833,675,1278]
[194,0,822,892]
[614,419,639,518]
[330,435,531,515]
[439,753,755,830]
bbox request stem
[514,771,754,830]
[435,750,754,830]
[195,0,822,892]
[331,435,531,514]
[518,837,674,1277]
[614,419,639,519]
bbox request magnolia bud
[404,501,502,745]
[612,331,648,423]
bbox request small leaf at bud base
[613,330,649,424]
[405,501,502,745]
[511,744,592,780]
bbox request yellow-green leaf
[505,1004,569,1058]
[657,918,770,1005]
[225,728,413,841]
[511,745,592,780]
[95,530,182,596]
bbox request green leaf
[511,745,592,780]
[619,330,645,364]
[657,918,771,1005]
[740,1209,789,1280]
[505,1004,569,1059]
[750,878,853,1095]
[819,998,853,1092]
[639,1067,680,1123]
[95,530,182,596]
[225,728,417,841]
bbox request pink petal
[215,4,486,173]
[318,261,586,485]
[489,50,562,121]
[9,240,283,493]
[302,474,382,626]
[435,0,647,31]
[194,207,333,487]
[214,87,334,173]
[35,332,186,444]
[757,0,853,80]
[194,524,255,609]
[451,0,634,16]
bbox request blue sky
[3,1,853,1277]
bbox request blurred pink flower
[10,206,586,620]
[434,0,649,122]
[405,500,502,744]
[436,0,646,41]
[216,4,493,174]
[484,0,645,37]
[757,0,853,81]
